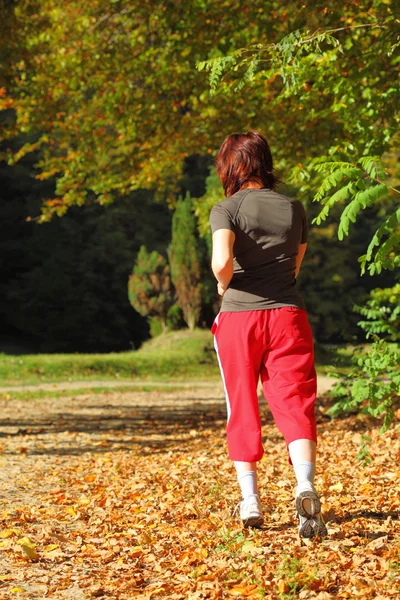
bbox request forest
[0,0,398,354]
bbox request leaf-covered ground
[0,385,399,599]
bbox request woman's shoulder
[211,189,247,215]
[266,190,306,211]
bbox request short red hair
[215,131,278,197]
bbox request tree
[169,194,202,330]
[128,246,174,333]
[2,0,397,231]
[0,151,174,352]
[0,0,278,219]
[197,0,400,275]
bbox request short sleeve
[298,202,308,244]
[209,203,235,234]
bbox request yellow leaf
[329,482,343,492]
[148,587,166,595]
[140,531,155,544]
[65,507,77,516]
[130,545,144,557]
[44,544,60,552]
[10,587,25,593]
[278,580,288,593]
[340,495,353,505]
[0,529,17,538]
[16,536,38,561]
[229,584,258,597]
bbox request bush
[355,283,400,341]
[169,194,202,330]
[327,338,400,433]
[128,246,175,332]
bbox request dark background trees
[0,153,172,352]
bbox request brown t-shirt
[209,188,308,312]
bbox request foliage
[1,1,399,350]
[276,554,319,599]
[298,216,376,344]
[192,166,224,252]
[196,2,400,432]
[311,156,400,275]
[2,0,398,229]
[356,434,372,467]
[169,194,202,330]
[197,1,400,275]
[0,0,284,219]
[128,246,174,332]
[355,283,400,341]
[148,304,185,338]
[327,339,400,433]
[327,286,400,432]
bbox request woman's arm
[211,229,235,296]
[295,243,307,278]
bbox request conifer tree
[169,194,202,330]
[128,246,174,333]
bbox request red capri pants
[212,307,317,462]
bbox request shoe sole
[296,491,327,539]
[298,517,327,538]
[296,491,321,517]
[242,516,264,528]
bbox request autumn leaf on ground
[15,537,38,561]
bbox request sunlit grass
[0,329,219,385]
[0,329,357,388]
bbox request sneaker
[235,494,264,528]
[296,489,328,538]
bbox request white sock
[237,471,258,499]
[292,461,315,494]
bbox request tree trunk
[186,311,195,331]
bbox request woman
[210,131,327,538]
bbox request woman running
[210,131,327,538]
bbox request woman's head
[215,131,278,197]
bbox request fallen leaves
[228,583,259,597]
[0,387,399,598]
[15,536,38,561]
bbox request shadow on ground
[0,389,385,457]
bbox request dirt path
[0,374,337,395]
[0,385,398,599]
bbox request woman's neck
[240,180,264,190]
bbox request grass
[0,328,355,389]
[276,555,320,599]
[0,385,192,402]
[0,329,220,386]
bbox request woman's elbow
[212,258,232,278]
